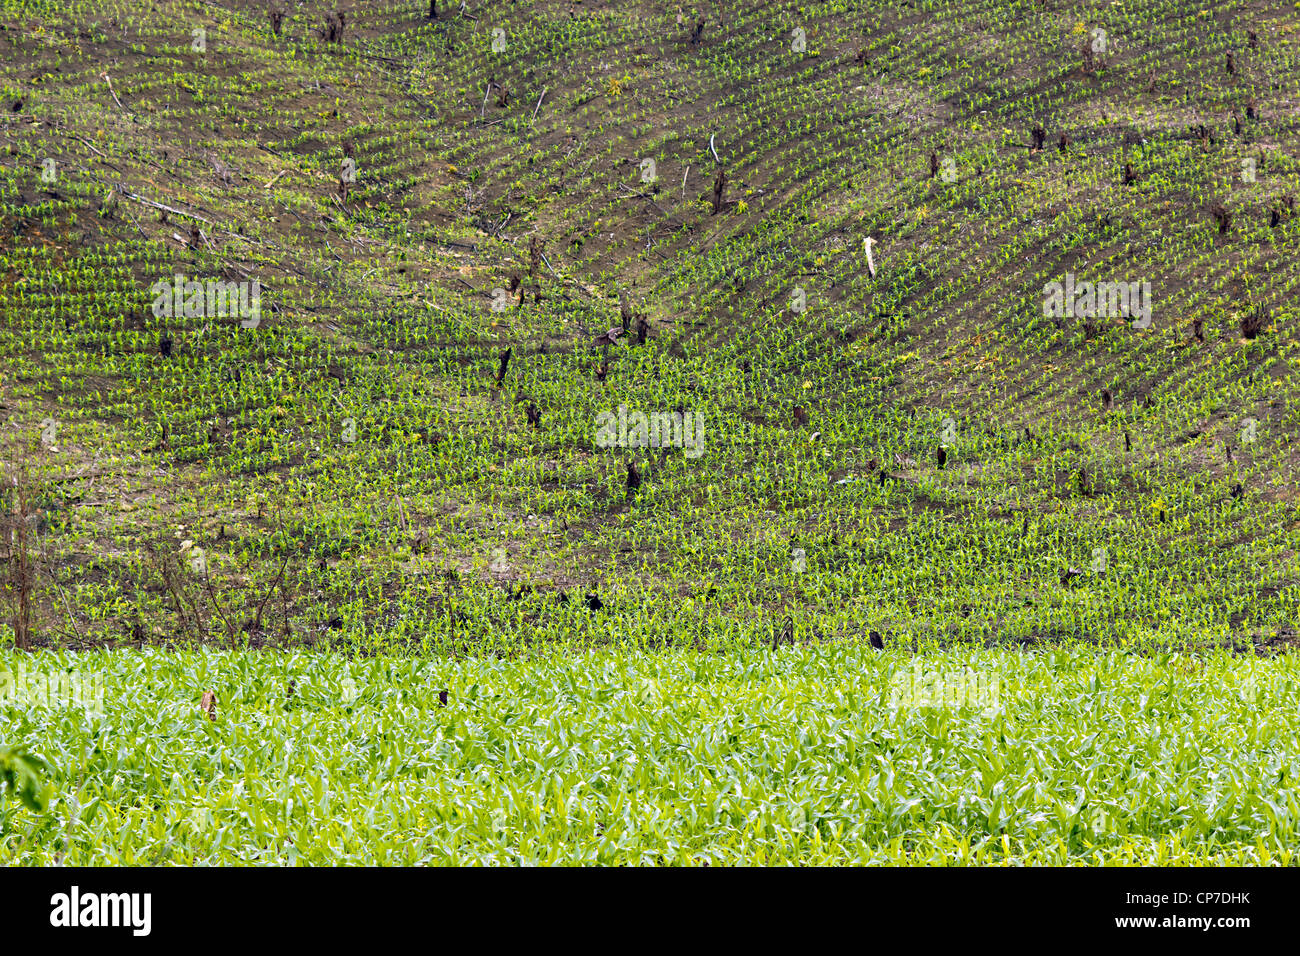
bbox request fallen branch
[75,169,217,225]
[100,73,126,111]
[37,471,107,484]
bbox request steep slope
[2,0,1299,652]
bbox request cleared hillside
[2,0,1300,654]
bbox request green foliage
[1,646,1297,864]
[0,745,51,813]
[1,0,1299,864]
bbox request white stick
[101,73,125,111]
